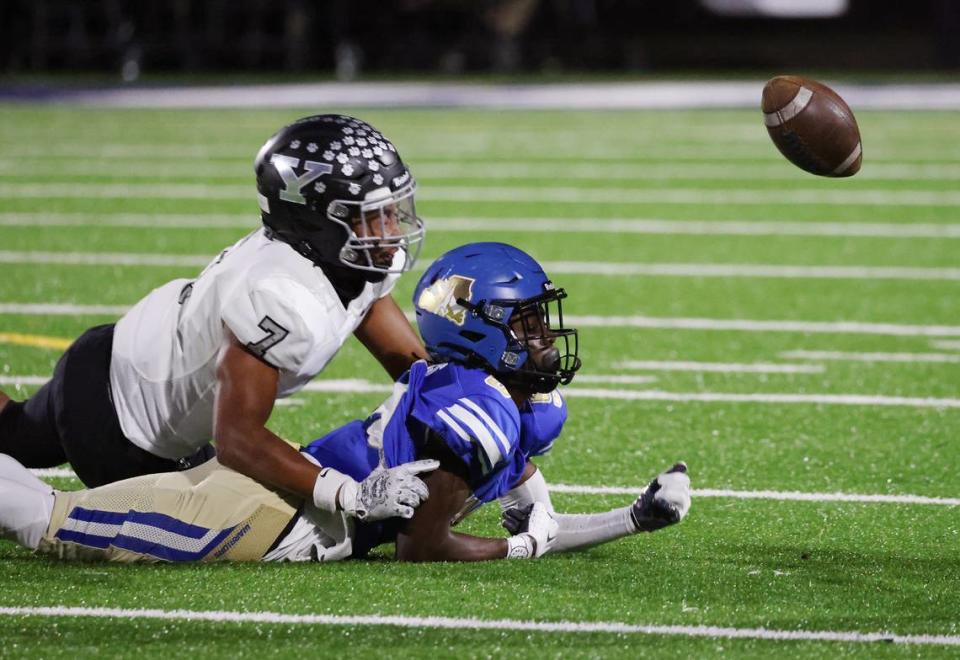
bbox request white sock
[551,507,636,553]
[0,454,54,550]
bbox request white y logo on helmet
[271,154,334,205]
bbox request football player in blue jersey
[0,243,690,563]
[335,241,691,560]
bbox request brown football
[761,75,862,177]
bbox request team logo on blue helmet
[416,275,475,326]
[413,242,581,393]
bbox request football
[761,75,862,177]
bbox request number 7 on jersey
[246,316,290,358]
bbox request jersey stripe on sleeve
[457,397,512,457]
[436,408,470,442]
[443,403,504,473]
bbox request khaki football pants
[37,458,301,562]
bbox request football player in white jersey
[0,243,691,563]
[0,114,437,524]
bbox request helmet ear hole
[459,330,485,343]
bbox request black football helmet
[254,115,424,276]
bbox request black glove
[630,462,691,532]
[501,503,534,536]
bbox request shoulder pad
[484,374,511,399]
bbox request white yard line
[0,606,957,647]
[929,340,960,351]
[4,212,960,240]
[541,261,960,281]
[0,376,657,390]
[3,144,953,163]
[0,182,249,199]
[418,186,960,207]
[567,315,960,337]
[36,303,342,320]
[5,159,960,181]
[0,145,247,159]
[301,379,393,394]
[431,217,960,239]
[19,79,960,110]
[30,467,93,477]
[2,305,959,338]
[4,250,960,282]
[573,375,659,385]
[4,183,960,207]
[0,212,255,229]
[548,484,960,507]
[6,375,958,409]
[31,467,959,507]
[0,251,210,267]
[0,303,130,316]
[414,162,960,181]
[617,360,824,374]
[566,388,960,409]
[0,161,247,179]
[780,350,960,364]
[0,376,48,386]
[0,375,394,392]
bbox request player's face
[351,204,401,269]
[510,305,561,376]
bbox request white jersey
[109,228,399,460]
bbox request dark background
[2,0,958,79]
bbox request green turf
[0,103,958,657]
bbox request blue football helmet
[413,242,580,393]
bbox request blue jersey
[518,390,567,459]
[304,361,526,503]
[300,360,567,555]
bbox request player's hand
[339,459,440,521]
[504,502,558,558]
[630,462,691,532]
[501,505,529,536]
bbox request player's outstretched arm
[214,331,433,521]
[501,462,691,554]
[354,294,429,381]
[395,436,557,562]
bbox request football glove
[313,459,439,521]
[630,462,691,532]
[504,502,558,559]
[501,505,529,536]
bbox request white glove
[505,502,559,559]
[313,459,439,521]
[630,462,691,532]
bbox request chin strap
[497,368,562,395]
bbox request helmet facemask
[504,288,581,392]
[327,181,424,274]
[457,286,581,393]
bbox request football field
[0,104,958,657]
